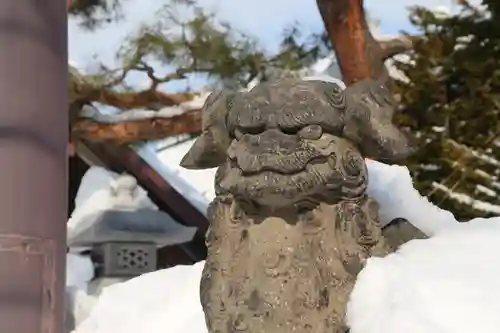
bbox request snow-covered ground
[67,140,500,333]
[348,219,500,333]
[64,165,199,330]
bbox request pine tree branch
[68,65,203,144]
[379,36,414,60]
[69,67,194,110]
[456,0,482,16]
[426,127,500,197]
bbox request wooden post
[0,0,68,332]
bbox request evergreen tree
[395,1,500,220]
[69,0,327,143]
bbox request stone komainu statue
[180,78,414,333]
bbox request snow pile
[68,166,159,242]
[72,261,207,333]
[69,158,500,333]
[67,166,196,248]
[69,166,158,229]
[347,217,500,333]
[365,159,459,236]
[65,253,96,331]
[67,253,94,290]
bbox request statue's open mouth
[227,130,336,175]
[219,132,368,208]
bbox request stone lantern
[67,173,197,295]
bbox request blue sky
[68,0,462,91]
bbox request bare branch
[72,109,202,145]
[68,65,204,144]
[134,62,189,90]
[69,66,194,110]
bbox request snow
[65,31,500,332]
[135,141,217,215]
[447,139,500,168]
[432,182,500,215]
[476,184,497,197]
[73,261,207,333]
[66,253,97,330]
[67,166,197,247]
[79,94,209,124]
[136,141,460,235]
[68,154,500,333]
[70,166,158,223]
[303,75,347,89]
[68,79,500,332]
[66,253,94,290]
[365,159,458,236]
[347,218,500,333]
[64,166,197,331]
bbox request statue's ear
[343,79,416,162]
[180,91,234,170]
[180,131,227,169]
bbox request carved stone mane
[181,78,414,333]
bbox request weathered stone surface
[181,78,414,333]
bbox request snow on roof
[68,165,197,249]
[135,139,216,216]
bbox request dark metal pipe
[0,1,67,332]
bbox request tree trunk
[316,0,388,86]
